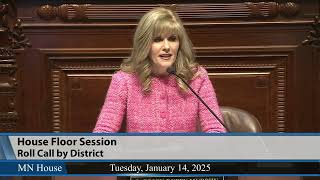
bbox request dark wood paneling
[66,75,112,132]
[20,28,136,49]
[13,1,318,133]
[17,1,320,23]
[290,46,314,132]
[301,15,320,133]
[196,47,292,132]
[3,1,319,179]
[21,46,310,133]
[16,49,50,132]
[46,49,128,132]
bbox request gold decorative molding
[37,2,300,22]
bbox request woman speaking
[93,7,226,133]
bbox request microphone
[167,66,230,132]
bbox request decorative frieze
[37,2,300,22]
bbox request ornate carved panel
[196,47,291,132]
[0,50,18,132]
[41,46,294,132]
[302,16,320,47]
[0,2,16,132]
[46,49,129,132]
[36,2,301,22]
[0,46,17,131]
[0,0,30,132]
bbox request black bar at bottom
[65,162,320,174]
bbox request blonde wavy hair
[120,7,199,92]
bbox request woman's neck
[151,67,169,77]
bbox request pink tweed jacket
[93,67,226,133]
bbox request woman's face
[149,33,179,75]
